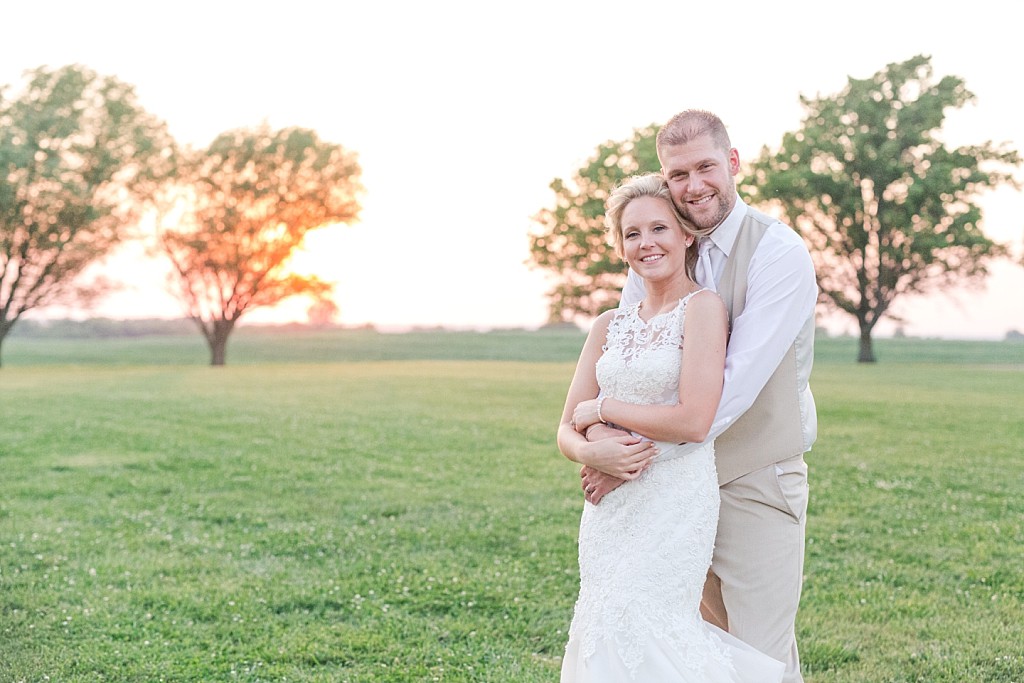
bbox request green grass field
[1,330,1022,682]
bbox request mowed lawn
[1,330,1022,682]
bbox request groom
[580,109,817,683]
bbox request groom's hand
[580,422,632,504]
[580,465,625,505]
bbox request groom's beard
[676,191,732,231]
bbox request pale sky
[4,0,1022,338]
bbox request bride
[556,173,784,682]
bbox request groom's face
[659,135,740,231]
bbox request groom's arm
[706,227,817,441]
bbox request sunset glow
[5,1,1022,338]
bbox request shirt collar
[705,194,748,257]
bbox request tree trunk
[858,327,876,363]
[206,319,236,366]
[0,319,13,368]
[209,339,226,366]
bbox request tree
[529,124,660,322]
[0,64,176,366]
[741,55,1021,362]
[158,125,362,365]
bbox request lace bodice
[596,290,705,407]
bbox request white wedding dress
[561,291,784,682]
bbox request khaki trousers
[701,454,808,683]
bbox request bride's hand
[572,399,603,432]
[581,435,658,480]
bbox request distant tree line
[9,317,366,339]
[10,318,196,339]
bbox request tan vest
[713,208,816,484]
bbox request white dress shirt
[621,196,818,452]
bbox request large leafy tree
[0,64,176,366]
[158,125,362,365]
[741,55,1020,362]
[529,124,660,322]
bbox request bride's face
[620,196,693,282]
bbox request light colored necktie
[696,239,717,291]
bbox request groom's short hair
[657,109,732,153]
